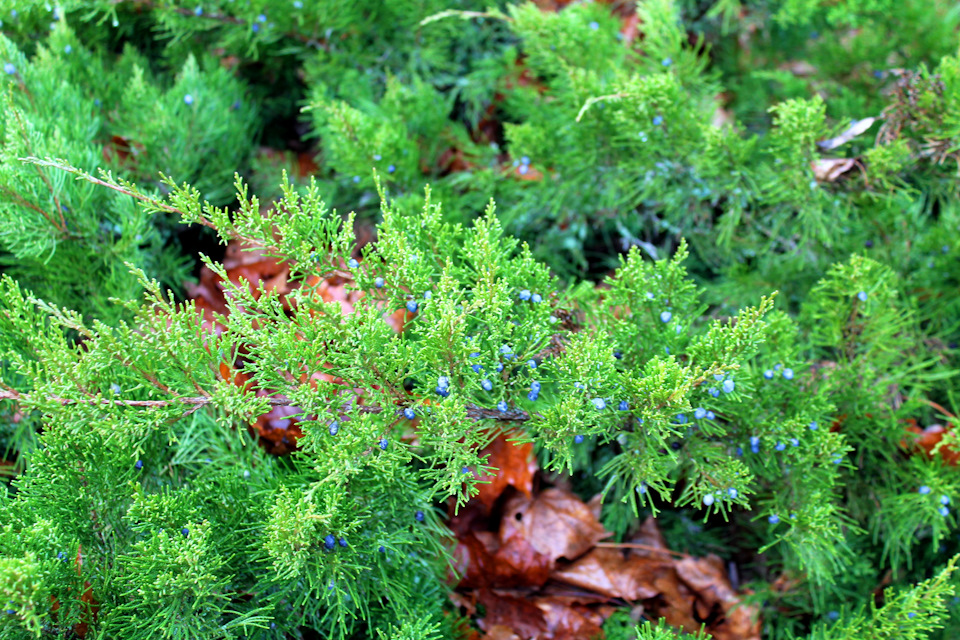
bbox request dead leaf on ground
[477,589,547,639]
[453,530,551,590]
[675,555,762,640]
[454,494,762,640]
[493,533,553,588]
[626,515,673,560]
[903,421,960,466]
[500,488,610,563]
[811,157,857,182]
[532,597,605,640]
[551,546,665,600]
[480,626,521,640]
[475,432,538,509]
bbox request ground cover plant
[1,0,960,638]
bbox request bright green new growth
[0,163,953,638]
[0,164,773,636]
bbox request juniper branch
[0,388,532,421]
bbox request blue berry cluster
[515,155,532,176]
[518,289,542,303]
[692,407,716,421]
[706,376,735,397]
[528,381,541,401]
[436,375,450,397]
[918,486,951,516]
[763,363,794,381]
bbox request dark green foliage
[0,24,256,324]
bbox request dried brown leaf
[494,533,553,588]
[500,488,610,563]
[627,516,673,560]
[477,589,547,639]
[551,547,666,600]
[533,597,605,640]
[475,433,538,509]
[811,157,856,182]
[675,555,762,640]
[480,626,521,640]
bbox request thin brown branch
[0,388,532,421]
[26,159,184,216]
[920,398,957,420]
[0,185,63,232]
[10,112,65,231]
[19,157,246,241]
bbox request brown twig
[0,185,64,233]
[0,388,532,421]
[10,112,66,231]
[920,398,957,420]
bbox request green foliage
[0,24,256,324]
[0,0,959,639]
